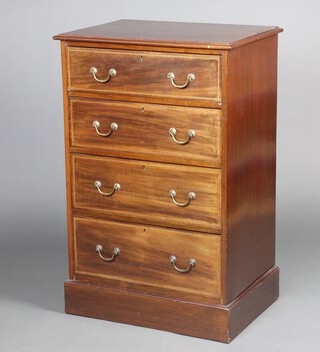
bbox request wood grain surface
[72,154,222,233]
[74,217,222,301]
[59,41,76,279]
[54,20,283,50]
[67,47,221,107]
[70,98,222,167]
[225,35,278,301]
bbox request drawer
[67,47,221,107]
[70,99,222,167]
[72,155,221,233]
[74,217,222,301]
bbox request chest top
[53,19,282,50]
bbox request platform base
[65,266,279,343]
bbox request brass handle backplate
[90,67,117,83]
[170,255,196,273]
[94,180,121,196]
[167,72,195,89]
[96,244,120,262]
[93,120,118,137]
[169,189,196,207]
[169,127,196,145]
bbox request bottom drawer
[74,217,222,302]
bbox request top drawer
[66,47,221,107]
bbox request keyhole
[141,107,144,112]
[140,55,143,61]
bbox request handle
[94,180,121,196]
[96,244,120,262]
[169,255,196,274]
[93,121,118,137]
[167,72,195,89]
[169,189,196,207]
[169,127,196,145]
[90,67,117,83]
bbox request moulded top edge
[53,19,283,50]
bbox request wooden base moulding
[65,266,279,343]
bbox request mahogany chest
[54,20,282,342]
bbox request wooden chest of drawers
[54,20,282,343]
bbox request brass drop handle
[90,67,117,83]
[169,189,196,207]
[94,180,121,196]
[170,255,196,274]
[96,244,120,262]
[167,72,195,89]
[169,128,196,145]
[93,121,118,137]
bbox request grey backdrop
[1,0,319,351]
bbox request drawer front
[70,99,222,167]
[67,47,221,106]
[72,155,221,233]
[74,217,222,301]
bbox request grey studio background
[0,0,319,351]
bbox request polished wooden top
[53,19,282,49]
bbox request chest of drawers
[54,20,282,343]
